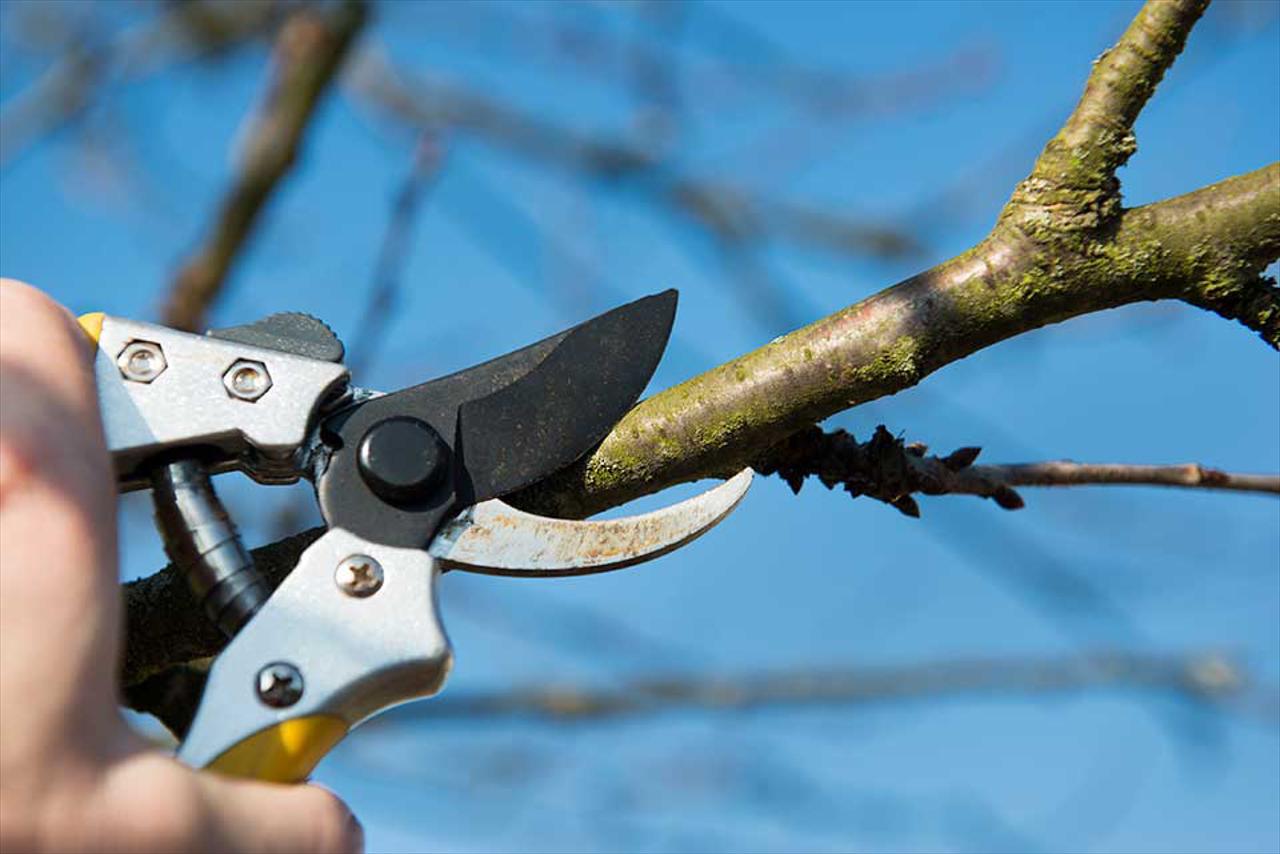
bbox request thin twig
[161,1,366,332]
[980,461,1280,495]
[756,425,1280,518]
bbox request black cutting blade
[316,290,677,547]
[456,290,675,501]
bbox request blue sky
[2,1,1278,851]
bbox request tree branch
[1003,0,1209,232]
[119,0,1280,699]
[118,424,1279,694]
[517,162,1279,519]
[1113,164,1280,342]
[161,1,366,332]
[346,131,444,375]
[756,425,1280,518]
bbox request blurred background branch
[0,0,283,171]
[162,0,367,331]
[384,650,1270,725]
[344,45,925,264]
[125,648,1276,741]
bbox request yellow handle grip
[206,716,349,783]
[78,312,106,347]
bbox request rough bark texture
[122,0,1279,714]
[756,425,1279,520]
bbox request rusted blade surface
[429,469,752,577]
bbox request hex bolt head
[335,555,384,598]
[256,662,304,708]
[223,359,272,401]
[116,340,167,383]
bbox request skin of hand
[0,281,362,854]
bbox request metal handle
[177,529,452,781]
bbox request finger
[196,774,363,854]
[86,751,362,854]
[0,280,120,757]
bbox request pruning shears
[81,291,751,783]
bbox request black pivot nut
[357,416,450,505]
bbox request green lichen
[845,335,921,395]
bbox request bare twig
[756,425,1280,518]
[978,462,1280,494]
[161,1,366,332]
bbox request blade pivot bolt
[255,662,303,708]
[335,555,384,597]
[357,416,449,504]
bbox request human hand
[0,281,362,853]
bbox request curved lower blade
[430,469,752,577]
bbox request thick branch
[122,528,321,689]
[1114,163,1280,343]
[161,2,366,332]
[518,163,1280,519]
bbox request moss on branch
[1002,0,1209,233]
